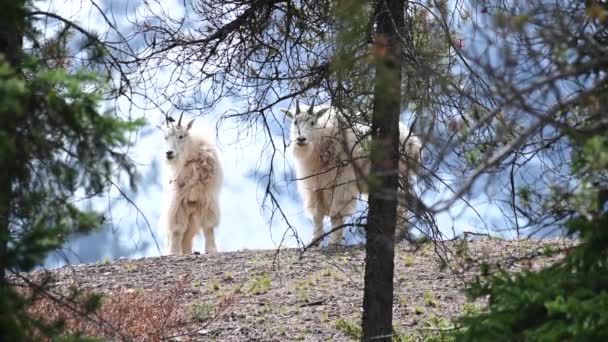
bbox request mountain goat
[281,101,422,246]
[158,114,223,255]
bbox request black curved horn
[308,99,315,114]
[165,115,175,127]
[177,112,184,127]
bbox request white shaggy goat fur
[158,116,223,255]
[281,102,422,246]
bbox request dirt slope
[16,238,573,341]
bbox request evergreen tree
[0,1,143,339]
[452,1,608,339]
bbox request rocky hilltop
[16,238,573,341]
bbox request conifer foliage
[0,1,142,339]
[453,1,608,340]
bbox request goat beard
[292,142,315,159]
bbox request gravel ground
[14,238,575,341]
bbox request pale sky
[42,0,510,267]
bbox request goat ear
[186,118,195,130]
[315,108,329,118]
[280,108,295,119]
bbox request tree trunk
[0,1,24,286]
[361,0,404,341]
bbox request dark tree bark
[361,0,404,340]
[0,1,24,286]
[362,0,405,341]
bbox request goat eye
[178,135,184,139]
[310,121,315,126]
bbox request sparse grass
[398,296,408,307]
[542,243,560,256]
[192,280,202,287]
[461,302,481,315]
[423,290,438,307]
[419,315,453,342]
[210,279,220,291]
[423,314,451,329]
[455,239,470,257]
[297,286,309,302]
[393,333,418,342]
[276,251,299,265]
[305,274,319,287]
[414,306,424,315]
[191,302,215,322]
[125,263,137,272]
[99,258,111,265]
[393,326,421,342]
[257,305,270,315]
[223,272,234,282]
[365,322,452,342]
[249,273,271,295]
[248,255,269,266]
[404,255,415,267]
[276,326,287,336]
[318,266,344,281]
[321,267,334,277]
[421,243,434,256]
[319,284,330,296]
[295,275,319,302]
[335,318,361,340]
